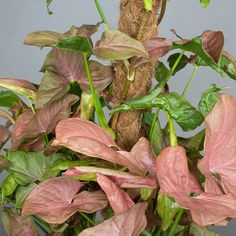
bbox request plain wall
[0,0,236,235]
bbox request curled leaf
[79,203,147,236]
[0,126,11,147]
[97,174,134,214]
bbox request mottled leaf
[22,177,107,224]
[2,208,38,236]
[1,174,17,197]
[94,30,148,60]
[79,203,147,236]
[190,222,220,236]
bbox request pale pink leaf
[22,177,107,224]
[97,174,134,214]
[52,118,143,174]
[79,203,147,236]
[2,208,38,236]
[198,94,236,195]
[64,166,157,189]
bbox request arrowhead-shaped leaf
[22,177,107,224]
[94,30,148,60]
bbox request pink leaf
[11,94,78,149]
[97,174,134,214]
[22,176,107,224]
[52,118,143,174]
[0,126,11,147]
[79,203,147,236]
[2,208,38,236]
[131,37,172,68]
[198,94,236,195]
[156,146,202,197]
[64,166,157,189]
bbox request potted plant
[0,0,236,235]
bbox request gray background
[0,0,236,235]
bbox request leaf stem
[167,208,184,236]
[0,110,15,124]
[94,0,111,30]
[149,108,160,140]
[83,53,114,137]
[79,212,96,226]
[31,215,52,234]
[182,64,199,97]
[26,97,35,114]
[165,111,178,147]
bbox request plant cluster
[0,0,236,235]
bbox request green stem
[26,97,35,114]
[182,65,199,97]
[94,0,111,30]
[31,215,52,234]
[83,53,114,137]
[0,110,15,124]
[140,230,152,236]
[167,208,184,236]
[79,212,96,226]
[166,50,185,82]
[149,108,160,140]
[154,227,162,236]
[165,112,178,147]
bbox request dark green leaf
[173,32,236,80]
[189,223,220,235]
[157,193,180,231]
[1,174,17,197]
[15,183,37,209]
[56,37,93,54]
[199,0,211,8]
[112,92,204,131]
[198,84,224,117]
[6,151,68,185]
[46,0,54,14]
[167,53,189,75]
[155,62,169,82]
[0,91,20,108]
[179,129,205,152]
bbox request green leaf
[199,0,211,8]
[189,223,220,236]
[56,37,93,54]
[155,62,169,82]
[157,193,180,231]
[173,35,236,80]
[198,84,224,117]
[112,92,204,131]
[1,174,17,197]
[46,0,54,14]
[140,188,153,201]
[6,151,68,185]
[167,53,189,75]
[15,183,37,209]
[93,30,148,60]
[0,91,20,108]
[179,129,205,152]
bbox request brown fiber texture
[112,0,161,150]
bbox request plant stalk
[167,208,184,236]
[165,111,178,147]
[83,53,114,137]
[94,0,111,30]
[182,64,199,97]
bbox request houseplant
[0,0,236,235]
